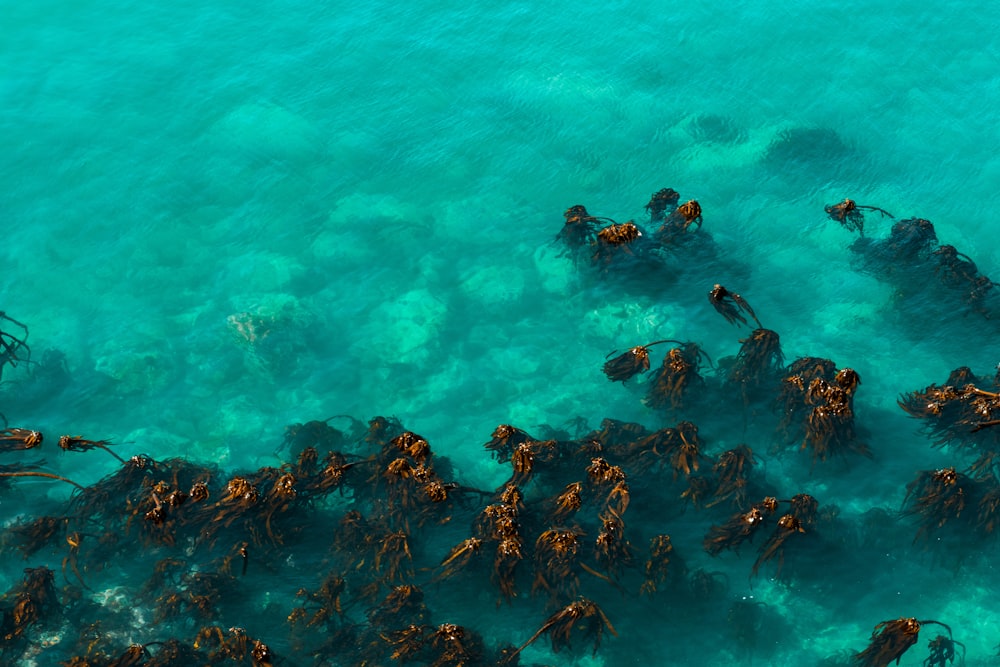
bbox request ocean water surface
[2,0,999,664]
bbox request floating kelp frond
[0,460,85,491]
[708,284,762,329]
[655,199,703,245]
[824,198,893,236]
[644,187,680,223]
[854,618,953,667]
[703,497,778,556]
[0,310,31,381]
[510,597,616,659]
[602,339,679,383]
[644,342,712,413]
[557,204,611,253]
[728,328,784,390]
[0,427,43,452]
[58,435,127,463]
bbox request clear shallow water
[2,1,999,665]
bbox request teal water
[2,1,999,665]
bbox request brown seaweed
[708,284,762,329]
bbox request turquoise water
[2,0,999,664]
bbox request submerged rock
[686,113,748,144]
[208,101,325,162]
[762,126,856,168]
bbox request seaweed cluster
[855,618,959,667]
[7,183,1000,665]
[0,410,834,665]
[602,297,868,468]
[556,187,720,279]
[896,366,1000,545]
[827,201,1000,319]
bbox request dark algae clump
[3,180,997,666]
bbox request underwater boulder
[762,126,857,168]
[208,101,324,162]
[350,287,448,364]
[226,293,317,376]
[685,113,748,144]
[94,338,178,395]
